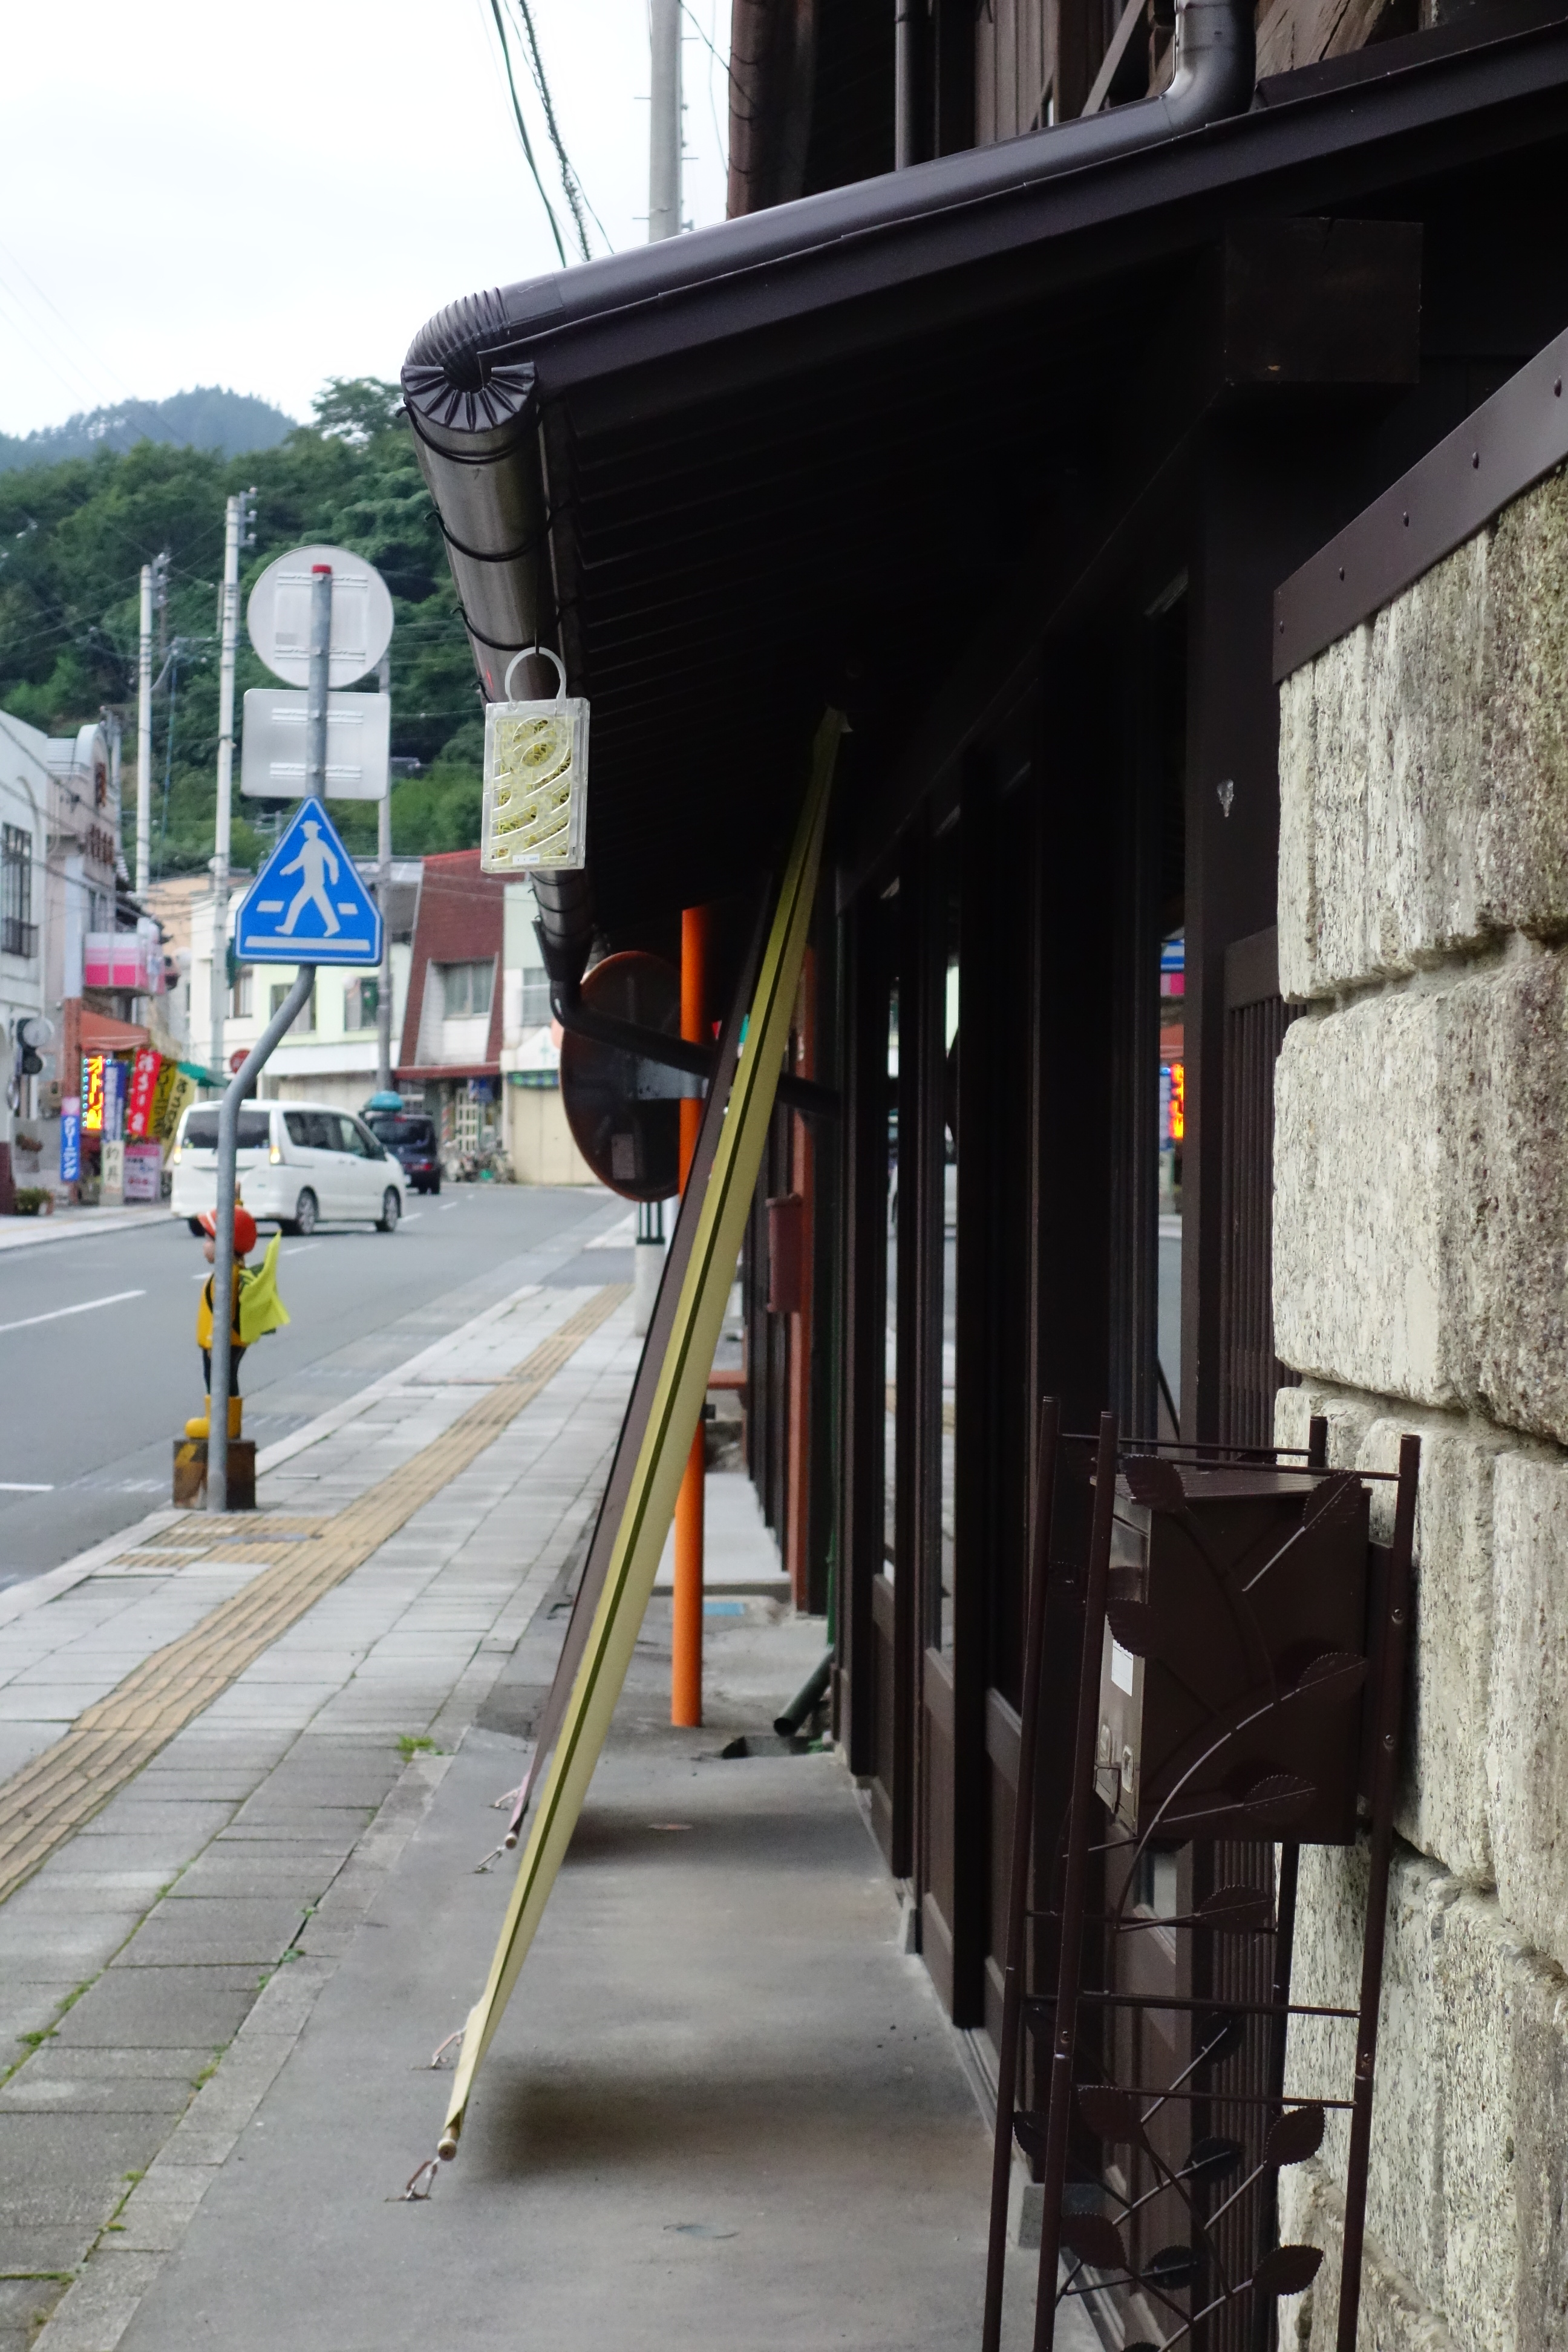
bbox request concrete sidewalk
[0,1283,642,2352]
[60,1612,1071,2352]
[0,1223,1069,2352]
[0,1208,169,1254]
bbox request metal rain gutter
[402,0,1255,967]
[403,0,1255,690]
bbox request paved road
[0,1184,629,1590]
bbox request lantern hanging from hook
[480,643,590,874]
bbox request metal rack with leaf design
[982,1403,1419,2352]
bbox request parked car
[169,1100,403,1235]
[363,1110,442,1195]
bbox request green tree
[0,381,485,876]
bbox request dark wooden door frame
[837,887,894,1784]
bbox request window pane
[184,1109,269,1150]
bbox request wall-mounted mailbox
[1093,1460,1369,1846]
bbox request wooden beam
[1083,0,1148,113]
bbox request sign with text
[80,1054,105,1135]
[60,1098,81,1183]
[126,1048,163,1140]
[123,1142,163,1202]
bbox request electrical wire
[484,0,569,267]
[0,240,186,451]
[691,0,730,193]
[508,0,608,261]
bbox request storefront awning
[79,1012,150,1054]
[404,6,1568,928]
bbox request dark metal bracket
[549,976,840,1123]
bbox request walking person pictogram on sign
[281,817,341,936]
[234,799,384,967]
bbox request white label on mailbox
[1110,1639,1135,1695]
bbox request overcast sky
[0,0,731,439]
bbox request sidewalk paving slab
[91,1713,1082,2352]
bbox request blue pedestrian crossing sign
[235,800,384,966]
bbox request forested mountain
[0,388,296,474]
[0,379,484,873]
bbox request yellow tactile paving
[0,1285,630,1907]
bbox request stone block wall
[1270,463,1568,2352]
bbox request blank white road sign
[240,689,390,800]
[246,544,394,688]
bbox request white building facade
[185,860,420,1116]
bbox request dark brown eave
[404,7,1568,929]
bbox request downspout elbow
[1157,0,1256,131]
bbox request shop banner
[60,1099,82,1183]
[80,1054,105,1135]
[149,1058,181,1140]
[103,1057,127,1143]
[159,1070,198,1150]
[126,1049,163,1138]
[100,1138,125,1204]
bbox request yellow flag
[438,713,842,2158]
[238,1232,291,1345]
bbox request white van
[169,1100,403,1236]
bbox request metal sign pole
[207,567,332,1515]
[206,970,314,1511]
[305,563,332,797]
[376,648,394,1095]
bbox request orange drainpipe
[671,905,708,1728]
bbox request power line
[0,240,186,452]
[483,0,569,267]
[509,0,608,260]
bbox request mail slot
[1093,1460,1369,1846]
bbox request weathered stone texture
[1279,2159,1459,2352]
[1274,995,1460,1406]
[1481,466,1568,940]
[1274,949,1568,1445]
[1279,1380,1508,1884]
[1488,1452,1568,1975]
[1278,465,1568,999]
[1285,1849,1568,2352]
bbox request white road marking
[401,1211,422,1222]
[284,1242,321,1256]
[438,1201,460,1212]
[0,1289,145,1336]
[0,1481,52,1491]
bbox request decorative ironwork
[983,1407,1420,2352]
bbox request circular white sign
[246,543,393,688]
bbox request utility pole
[209,491,255,1088]
[648,0,681,241]
[136,567,152,897]
[376,649,394,1096]
[154,549,169,662]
